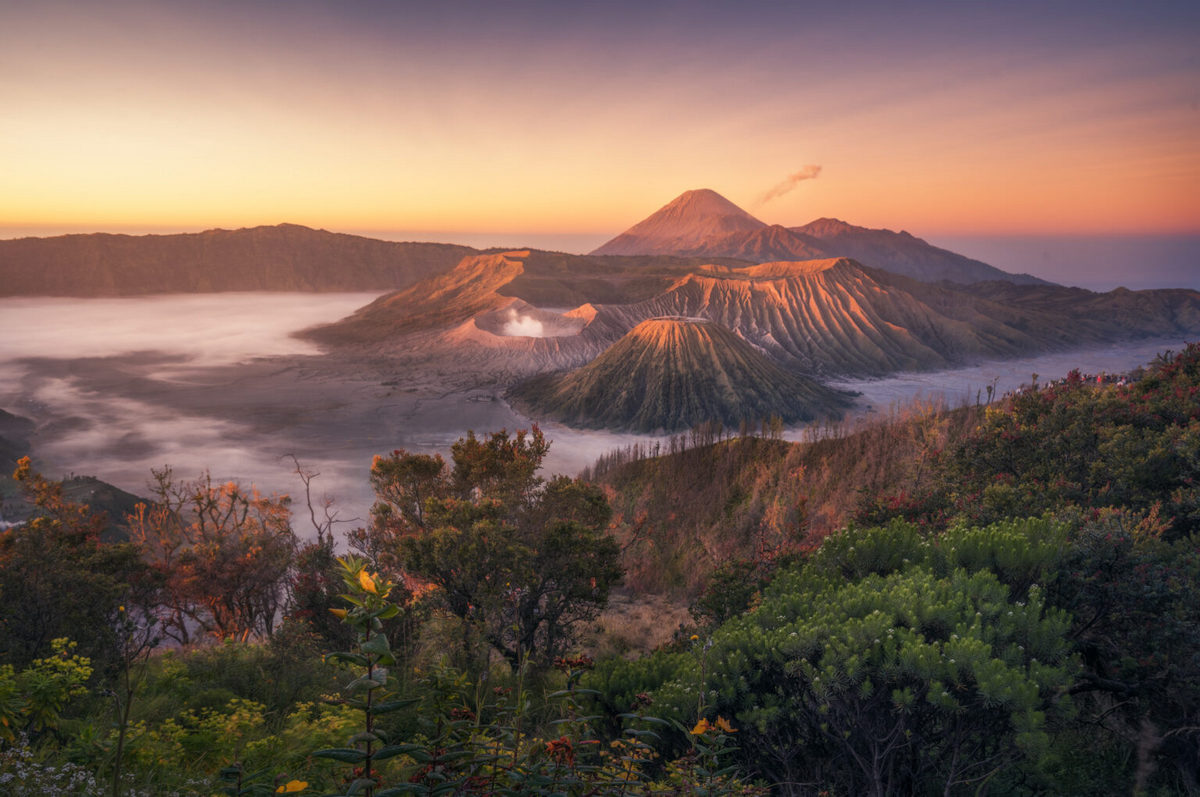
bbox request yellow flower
[358,569,378,595]
[276,780,308,793]
[328,608,347,619]
[690,634,700,641]
[715,716,737,733]
[690,718,711,735]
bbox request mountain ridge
[0,224,479,296]
[791,217,1047,285]
[591,189,1047,286]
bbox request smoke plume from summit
[757,165,822,206]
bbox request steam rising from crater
[501,308,546,337]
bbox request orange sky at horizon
[2,1,1198,242]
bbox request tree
[283,457,359,651]
[365,428,622,670]
[0,458,146,668]
[126,467,296,644]
[1051,511,1200,793]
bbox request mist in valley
[0,293,667,527]
[2,292,1192,531]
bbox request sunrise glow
[2,0,1197,240]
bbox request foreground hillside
[1,346,1197,794]
[593,344,1199,595]
[585,344,1200,793]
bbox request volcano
[591,189,1044,285]
[507,318,851,432]
[591,189,766,256]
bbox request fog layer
[1,293,1191,530]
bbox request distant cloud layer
[757,165,823,206]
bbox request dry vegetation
[591,401,983,598]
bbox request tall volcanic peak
[591,189,766,256]
[591,189,1048,286]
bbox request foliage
[866,344,1200,536]
[366,428,622,670]
[0,733,106,796]
[704,565,1074,795]
[595,405,978,596]
[7,364,1200,796]
[1049,511,1200,792]
[126,467,297,644]
[106,604,160,797]
[689,559,771,629]
[0,639,93,743]
[0,458,147,669]
[286,457,360,652]
[287,535,357,652]
[810,516,1070,597]
[315,557,415,797]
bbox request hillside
[0,409,34,476]
[491,248,749,306]
[792,217,1048,285]
[302,251,529,345]
[589,403,980,594]
[507,318,851,432]
[0,224,477,296]
[310,248,1200,391]
[960,281,1200,333]
[594,258,1084,376]
[681,224,829,262]
[592,341,1200,598]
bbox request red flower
[545,736,575,766]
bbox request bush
[702,565,1076,794]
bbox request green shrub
[703,565,1076,794]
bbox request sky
[2,0,1198,254]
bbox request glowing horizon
[2,1,1197,240]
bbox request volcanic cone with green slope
[508,317,852,432]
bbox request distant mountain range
[592,188,1048,285]
[1,190,1048,298]
[6,190,1197,433]
[0,224,476,296]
